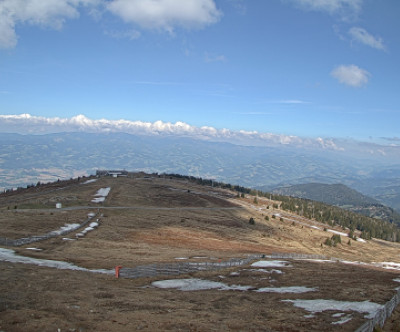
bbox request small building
[96,170,128,177]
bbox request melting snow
[282,299,383,319]
[378,262,400,271]
[0,248,112,274]
[247,268,283,274]
[152,278,251,292]
[75,221,99,238]
[327,229,348,237]
[251,260,291,268]
[91,187,110,203]
[152,278,314,294]
[255,286,316,294]
[82,179,97,184]
[332,314,353,325]
[49,223,81,236]
[393,278,400,283]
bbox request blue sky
[0,0,399,142]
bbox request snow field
[282,299,384,320]
[0,248,112,274]
[151,278,316,293]
[251,260,292,268]
[91,187,111,203]
[75,221,99,238]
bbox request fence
[355,288,400,332]
[119,255,264,279]
[0,212,99,247]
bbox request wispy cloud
[331,64,370,87]
[131,81,179,86]
[349,27,386,51]
[285,0,363,20]
[277,99,310,104]
[204,53,227,63]
[104,29,141,40]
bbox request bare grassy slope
[1,174,400,331]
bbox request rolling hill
[1,132,400,213]
[270,183,400,224]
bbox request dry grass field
[1,174,400,331]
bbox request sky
[0,0,399,143]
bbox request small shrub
[249,217,255,225]
[265,216,269,221]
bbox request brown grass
[1,175,400,331]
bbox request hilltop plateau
[1,173,400,331]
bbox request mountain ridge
[1,131,400,213]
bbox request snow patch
[49,223,81,236]
[91,187,110,203]
[0,248,112,274]
[282,299,383,319]
[332,314,353,325]
[152,278,252,292]
[75,221,99,238]
[378,262,400,271]
[255,286,316,294]
[82,179,97,185]
[251,260,291,268]
[25,248,42,251]
[327,229,348,237]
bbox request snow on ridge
[82,179,97,185]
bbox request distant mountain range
[1,131,400,213]
[270,183,400,223]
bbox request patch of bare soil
[1,174,400,331]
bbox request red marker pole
[115,265,122,278]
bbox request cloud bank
[331,64,370,87]
[0,0,221,48]
[0,114,344,151]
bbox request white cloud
[106,0,222,33]
[0,113,345,151]
[286,0,363,19]
[331,64,370,87]
[0,0,97,49]
[349,27,386,51]
[0,0,221,49]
